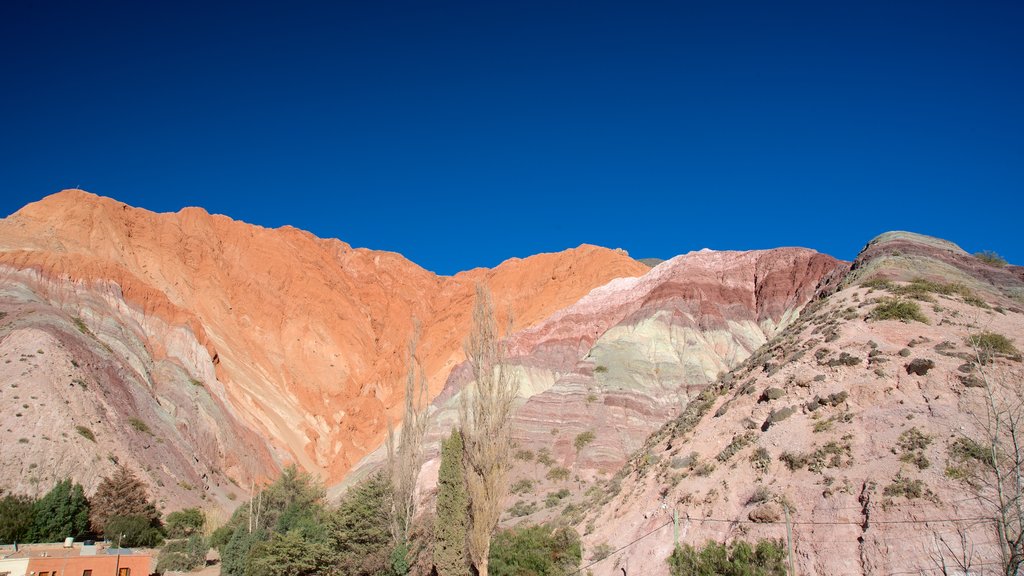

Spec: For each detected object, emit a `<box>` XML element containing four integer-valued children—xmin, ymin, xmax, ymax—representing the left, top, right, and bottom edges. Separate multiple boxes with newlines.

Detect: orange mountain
<box><xmin>0</xmin><ymin>189</ymin><xmax>649</xmax><ymax>484</ymax></box>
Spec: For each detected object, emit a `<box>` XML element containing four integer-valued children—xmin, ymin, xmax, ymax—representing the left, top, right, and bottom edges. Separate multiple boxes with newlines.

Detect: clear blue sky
<box><xmin>1</xmin><ymin>1</ymin><xmax>1021</xmax><ymax>274</ymax></box>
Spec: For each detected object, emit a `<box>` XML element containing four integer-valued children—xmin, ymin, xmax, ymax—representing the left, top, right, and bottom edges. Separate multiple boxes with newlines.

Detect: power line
<box><xmin>569</xmin><ymin>518</ymin><xmax>673</xmax><ymax>575</ymax></box>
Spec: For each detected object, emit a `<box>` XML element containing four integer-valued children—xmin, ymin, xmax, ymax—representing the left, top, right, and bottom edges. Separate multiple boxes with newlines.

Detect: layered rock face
<box><xmin>353</xmin><ymin>247</ymin><xmax>846</xmax><ymax>511</ymax></box>
<box><xmin>578</xmin><ymin>233</ymin><xmax>1024</xmax><ymax>575</ymax></box>
<box><xmin>0</xmin><ymin>190</ymin><xmax>649</xmax><ymax>501</ymax></box>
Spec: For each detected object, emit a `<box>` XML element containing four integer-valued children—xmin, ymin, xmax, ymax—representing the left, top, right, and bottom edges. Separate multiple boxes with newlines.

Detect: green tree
<box><xmin>0</xmin><ymin>492</ymin><xmax>35</xmax><ymax>543</ymax></box>
<box><xmin>30</xmin><ymin>479</ymin><xmax>91</xmax><ymax>541</ymax></box>
<box><xmin>434</xmin><ymin>429</ymin><xmax>470</xmax><ymax>576</ymax></box>
<box><xmin>166</xmin><ymin>507</ymin><xmax>205</xmax><ymax>537</ymax></box>
<box><xmin>104</xmin><ymin>515</ymin><xmax>164</xmax><ymax>547</ymax></box>
<box><xmin>330</xmin><ymin>472</ymin><xmax>394</xmax><ymax>576</ymax></box>
<box><xmin>156</xmin><ymin>533</ymin><xmax>208</xmax><ymax>572</ymax></box>
<box><xmin>246</xmin><ymin>530</ymin><xmax>335</xmax><ymax>576</ymax></box>
<box><xmin>489</xmin><ymin>524</ymin><xmax>581</xmax><ymax>576</ymax></box>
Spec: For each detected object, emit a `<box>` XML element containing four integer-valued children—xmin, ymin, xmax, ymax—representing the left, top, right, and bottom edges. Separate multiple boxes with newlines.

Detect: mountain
<box><xmin>0</xmin><ymin>189</ymin><xmax>648</xmax><ymax>509</ymax></box>
<box><xmin>571</xmin><ymin>231</ymin><xmax>1024</xmax><ymax>575</ymax></box>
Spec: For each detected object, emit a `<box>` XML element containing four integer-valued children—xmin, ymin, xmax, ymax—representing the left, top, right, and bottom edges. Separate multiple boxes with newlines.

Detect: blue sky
<box><xmin>1</xmin><ymin>1</ymin><xmax>1020</xmax><ymax>274</ymax></box>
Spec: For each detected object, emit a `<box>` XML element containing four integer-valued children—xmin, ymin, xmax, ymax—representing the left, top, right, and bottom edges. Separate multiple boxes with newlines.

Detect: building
<box><xmin>0</xmin><ymin>543</ymin><xmax>152</xmax><ymax>576</ymax></box>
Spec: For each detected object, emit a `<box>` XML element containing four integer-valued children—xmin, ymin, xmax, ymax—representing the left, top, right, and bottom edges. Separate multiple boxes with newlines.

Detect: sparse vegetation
<box><xmin>75</xmin><ymin>425</ymin><xmax>96</xmax><ymax>442</ymax></box>
<box><xmin>717</xmin><ymin>432</ymin><xmax>755</xmax><ymax>463</ymax></box>
<box><xmin>544</xmin><ymin>489</ymin><xmax>570</xmax><ymax>508</ymax></box>
<box><xmin>546</xmin><ymin>466</ymin><xmax>570</xmax><ymax>481</ymax></box>
<box><xmin>511</xmin><ymin>479</ymin><xmax>535</xmax><ymax>495</ymax></box>
<box><xmin>870</xmin><ymin>298</ymin><xmax>929</xmax><ymax>323</ymax></box>
<box><xmin>489</xmin><ymin>524</ymin><xmax>581</xmax><ymax>576</ymax></box>
<box><xmin>883</xmin><ymin>472</ymin><xmax>936</xmax><ymax>507</ymax></box>
<box><xmin>507</xmin><ymin>500</ymin><xmax>538</xmax><ymax>518</ymax></box>
<box><xmin>967</xmin><ymin>332</ymin><xmax>1019</xmax><ymax>356</ymax></box>
<box><xmin>975</xmin><ymin>250</ymin><xmax>1008</xmax><ymax>267</ymax></box>
<box><xmin>514</xmin><ymin>449</ymin><xmax>535</xmax><ymax>461</ymax></box>
<box><xmin>574</xmin><ymin>430</ymin><xmax>596</xmax><ymax>451</ymax></box>
<box><xmin>667</xmin><ymin>539</ymin><xmax>787</xmax><ymax>576</ymax></box>
<box><xmin>128</xmin><ymin>417</ymin><xmax>152</xmax><ymax>434</ymax></box>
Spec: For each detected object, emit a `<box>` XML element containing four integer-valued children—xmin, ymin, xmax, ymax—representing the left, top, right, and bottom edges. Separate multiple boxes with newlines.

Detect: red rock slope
<box><xmin>0</xmin><ymin>189</ymin><xmax>649</xmax><ymax>490</ymax></box>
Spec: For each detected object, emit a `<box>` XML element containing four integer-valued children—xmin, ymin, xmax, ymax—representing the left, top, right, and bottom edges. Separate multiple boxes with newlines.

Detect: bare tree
<box><xmin>460</xmin><ymin>285</ymin><xmax>519</xmax><ymax>576</ymax></box>
<box><xmin>944</xmin><ymin>333</ymin><xmax>1024</xmax><ymax>576</ymax></box>
<box><xmin>387</xmin><ymin>320</ymin><xmax>431</xmax><ymax>568</ymax></box>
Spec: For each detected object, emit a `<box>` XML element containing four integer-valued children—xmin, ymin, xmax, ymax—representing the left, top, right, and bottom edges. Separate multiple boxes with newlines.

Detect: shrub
<box><xmin>861</xmin><ymin>278</ymin><xmax>894</xmax><ymax>291</ymax></box>
<box><xmin>589</xmin><ymin>542</ymin><xmax>615</xmax><ymax>562</ymax></box>
<box><xmin>574</xmin><ymin>431</ymin><xmax>596</xmax><ymax>451</ymax></box>
<box><xmin>967</xmin><ymin>332</ymin><xmax>1019</xmax><ymax>356</ymax></box>
<box><xmin>750</xmin><ymin>447</ymin><xmax>771</xmax><ymax>472</ymax></box>
<box><xmin>870</xmin><ymin>298</ymin><xmax>928</xmax><ymax>323</ymax></box>
<box><xmin>490</xmin><ymin>524</ymin><xmax>581</xmax><ymax>576</ymax></box>
<box><xmin>883</xmin><ymin>473</ymin><xmax>933</xmax><ymax>504</ymax></box>
<box><xmin>667</xmin><ymin>539</ymin><xmax>787</xmax><ymax>576</ymax></box>
<box><xmin>546</xmin><ymin>467</ymin><xmax>570</xmax><ymax>482</ymax></box>
<box><xmin>166</xmin><ymin>507</ymin><xmax>205</xmax><ymax>538</ymax></box>
<box><xmin>510</xmin><ymin>479</ymin><xmax>535</xmax><ymax>495</ymax></box>
<box><xmin>514</xmin><ymin>449</ymin><xmax>535</xmax><ymax>462</ymax></box>
<box><xmin>746</xmin><ymin>486</ymin><xmax>773</xmax><ymax>505</ymax></box>
<box><xmin>536</xmin><ymin>448</ymin><xmax>556</xmax><ymax>467</ymax></box>
<box><xmin>975</xmin><ymin>251</ymin><xmax>1008</xmax><ymax>266</ymax></box>
<box><xmin>156</xmin><ymin>533</ymin><xmax>207</xmax><ymax>572</ymax></box>
<box><xmin>507</xmin><ymin>500</ymin><xmax>538</xmax><ymax>518</ymax></box>
<box><xmin>128</xmin><ymin>417</ymin><xmax>151</xmax><ymax>435</ymax></box>
<box><xmin>897</xmin><ymin>427</ymin><xmax>932</xmax><ymax>452</ymax></box>
<box><xmin>717</xmin><ymin>433</ymin><xmax>755</xmax><ymax>463</ymax></box>
<box><xmin>75</xmin><ymin>425</ymin><xmax>96</xmax><ymax>442</ymax></box>
<box><xmin>544</xmin><ymin>489</ymin><xmax>570</xmax><ymax>508</ymax></box>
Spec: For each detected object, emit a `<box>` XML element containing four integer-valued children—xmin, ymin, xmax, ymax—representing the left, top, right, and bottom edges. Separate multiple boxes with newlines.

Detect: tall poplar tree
<box><xmin>434</xmin><ymin>429</ymin><xmax>469</xmax><ymax>575</ymax></box>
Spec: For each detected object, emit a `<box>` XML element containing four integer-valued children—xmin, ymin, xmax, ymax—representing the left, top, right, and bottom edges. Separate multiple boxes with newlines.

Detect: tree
<box><xmin>434</xmin><ymin>429</ymin><xmax>470</xmax><ymax>576</ymax></box>
<box><xmin>246</xmin><ymin>530</ymin><xmax>335</xmax><ymax>576</ymax></box>
<box><xmin>0</xmin><ymin>492</ymin><xmax>36</xmax><ymax>543</ymax></box>
<box><xmin>166</xmin><ymin>507</ymin><xmax>205</xmax><ymax>538</ymax></box>
<box><xmin>104</xmin><ymin>515</ymin><xmax>163</xmax><ymax>547</ymax></box>
<box><xmin>489</xmin><ymin>524</ymin><xmax>581</xmax><ymax>576</ymax></box>
<box><xmin>330</xmin><ymin>472</ymin><xmax>394</xmax><ymax>576</ymax></box>
<box><xmin>460</xmin><ymin>285</ymin><xmax>519</xmax><ymax>576</ymax></box>
<box><xmin>89</xmin><ymin>465</ymin><xmax>160</xmax><ymax>535</ymax></box>
<box><xmin>387</xmin><ymin>321</ymin><xmax>431</xmax><ymax>573</ymax></box>
<box><xmin>30</xmin><ymin>479</ymin><xmax>91</xmax><ymax>542</ymax></box>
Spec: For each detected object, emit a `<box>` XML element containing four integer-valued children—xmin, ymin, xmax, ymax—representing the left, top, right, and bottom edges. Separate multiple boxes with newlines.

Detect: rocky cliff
<box><xmin>0</xmin><ymin>189</ymin><xmax>648</xmax><ymax>508</ymax></box>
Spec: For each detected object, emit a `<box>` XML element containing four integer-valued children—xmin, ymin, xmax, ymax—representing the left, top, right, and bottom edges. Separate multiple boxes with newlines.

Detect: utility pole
<box><xmin>784</xmin><ymin>506</ymin><xmax>796</xmax><ymax>576</ymax></box>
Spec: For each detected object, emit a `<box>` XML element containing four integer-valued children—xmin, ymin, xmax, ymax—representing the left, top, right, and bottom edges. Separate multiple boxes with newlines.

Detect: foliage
<box><xmin>460</xmin><ymin>285</ymin><xmax>519</xmax><ymax>576</ymax></box>
<box><xmin>0</xmin><ymin>492</ymin><xmax>36</xmax><ymax>543</ymax></box>
<box><xmin>435</xmin><ymin>429</ymin><xmax>470</xmax><ymax>576</ymax></box>
<box><xmin>975</xmin><ymin>250</ymin><xmax>1008</xmax><ymax>266</ymax></box>
<box><xmin>104</xmin><ymin>515</ymin><xmax>164</xmax><ymax>547</ymax></box>
<box><xmin>667</xmin><ymin>539</ymin><xmax>787</xmax><ymax>576</ymax></box>
<box><xmin>89</xmin><ymin>466</ymin><xmax>161</xmax><ymax>535</ymax></box>
<box><xmin>75</xmin><ymin>425</ymin><xmax>96</xmax><ymax>442</ymax></box>
<box><xmin>330</xmin><ymin>472</ymin><xmax>394</xmax><ymax>576</ymax></box>
<box><xmin>30</xmin><ymin>479</ymin><xmax>91</xmax><ymax>541</ymax></box>
<box><xmin>510</xmin><ymin>479</ymin><xmax>535</xmax><ymax>495</ymax></box>
<box><xmin>967</xmin><ymin>332</ymin><xmax>1019</xmax><ymax>356</ymax></box>
<box><xmin>489</xmin><ymin>524</ymin><xmax>582</xmax><ymax>576</ymax></box>
<box><xmin>574</xmin><ymin>431</ymin><xmax>596</xmax><ymax>451</ymax></box>
<box><xmin>870</xmin><ymin>298</ymin><xmax>928</xmax><ymax>323</ymax></box>
<box><xmin>246</xmin><ymin>529</ymin><xmax>335</xmax><ymax>576</ymax></box>
<box><xmin>166</xmin><ymin>507</ymin><xmax>205</xmax><ymax>538</ymax></box>
<box><xmin>156</xmin><ymin>533</ymin><xmax>208</xmax><ymax>572</ymax></box>
<box><xmin>128</xmin><ymin>417</ymin><xmax>151</xmax><ymax>434</ymax></box>
<box><xmin>546</xmin><ymin>467</ymin><xmax>570</xmax><ymax>481</ymax></box>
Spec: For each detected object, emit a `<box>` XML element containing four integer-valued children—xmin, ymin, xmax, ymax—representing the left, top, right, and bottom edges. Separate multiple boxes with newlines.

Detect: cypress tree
<box><xmin>434</xmin><ymin>429</ymin><xmax>469</xmax><ymax>576</ymax></box>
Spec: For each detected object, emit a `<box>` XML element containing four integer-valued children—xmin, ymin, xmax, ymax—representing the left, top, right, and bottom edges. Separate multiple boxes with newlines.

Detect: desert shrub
<box><xmin>861</xmin><ymin>278</ymin><xmax>894</xmax><ymax>291</ymax></box>
<box><xmin>156</xmin><ymin>533</ymin><xmax>207</xmax><ymax>572</ymax></box>
<box><xmin>668</xmin><ymin>539</ymin><xmax>787</xmax><ymax>576</ymax></box>
<box><xmin>546</xmin><ymin>467</ymin><xmax>570</xmax><ymax>481</ymax></box>
<box><xmin>128</xmin><ymin>417</ymin><xmax>151</xmax><ymax>434</ymax></box>
<box><xmin>537</xmin><ymin>448</ymin><xmax>556</xmax><ymax>467</ymax></box>
<box><xmin>507</xmin><ymin>500</ymin><xmax>538</xmax><ymax>518</ymax></box>
<box><xmin>750</xmin><ymin>447</ymin><xmax>771</xmax><ymax>472</ymax></box>
<box><xmin>511</xmin><ymin>479</ymin><xmax>535</xmax><ymax>495</ymax></box>
<box><xmin>544</xmin><ymin>489</ymin><xmax>570</xmax><ymax>508</ymax></box>
<box><xmin>593</xmin><ymin>365</ymin><xmax>608</xmax><ymax>373</ymax></box>
<box><xmin>883</xmin><ymin>473</ymin><xmax>935</xmax><ymax>506</ymax></box>
<box><xmin>870</xmin><ymin>298</ymin><xmax>928</xmax><ymax>323</ymax></box>
<box><xmin>574</xmin><ymin>431</ymin><xmax>596</xmax><ymax>451</ymax></box>
<box><xmin>898</xmin><ymin>427</ymin><xmax>932</xmax><ymax>452</ymax></box>
<box><xmin>967</xmin><ymin>332</ymin><xmax>1019</xmax><ymax>356</ymax></box>
<box><xmin>75</xmin><ymin>425</ymin><xmax>96</xmax><ymax>442</ymax></box>
<box><xmin>490</xmin><ymin>524</ymin><xmax>581</xmax><ymax>576</ymax></box>
<box><xmin>975</xmin><ymin>251</ymin><xmax>1008</xmax><ymax>266</ymax></box>
<box><xmin>717</xmin><ymin>433</ymin><xmax>754</xmax><ymax>463</ymax></box>
<box><xmin>514</xmin><ymin>449</ymin><xmax>535</xmax><ymax>461</ymax></box>
<box><xmin>780</xmin><ymin>451</ymin><xmax>809</xmax><ymax>471</ymax></box>
<box><xmin>166</xmin><ymin>507</ymin><xmax>205</xmax><ymax>537</ymax></box>
<box><xmin>589</xmin><ymin>542</ymin><xmax>615</xmax><ymax>562</ymax></box>
<box><xmin>950</xmin><ymin>437</ymin><xmax>990</xmax><ymax>465</ymax></box>
<box><xmin>746</xmin><ymin>486</ymin><xmax>773</xmax><ymax>505</ymax></box>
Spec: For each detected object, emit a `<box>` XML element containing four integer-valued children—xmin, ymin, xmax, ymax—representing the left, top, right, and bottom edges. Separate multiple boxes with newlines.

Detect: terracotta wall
<box><xmin>25</xmin><ymin>554</ymin><xmax>151</xmax><ymax>576</ymax></box>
